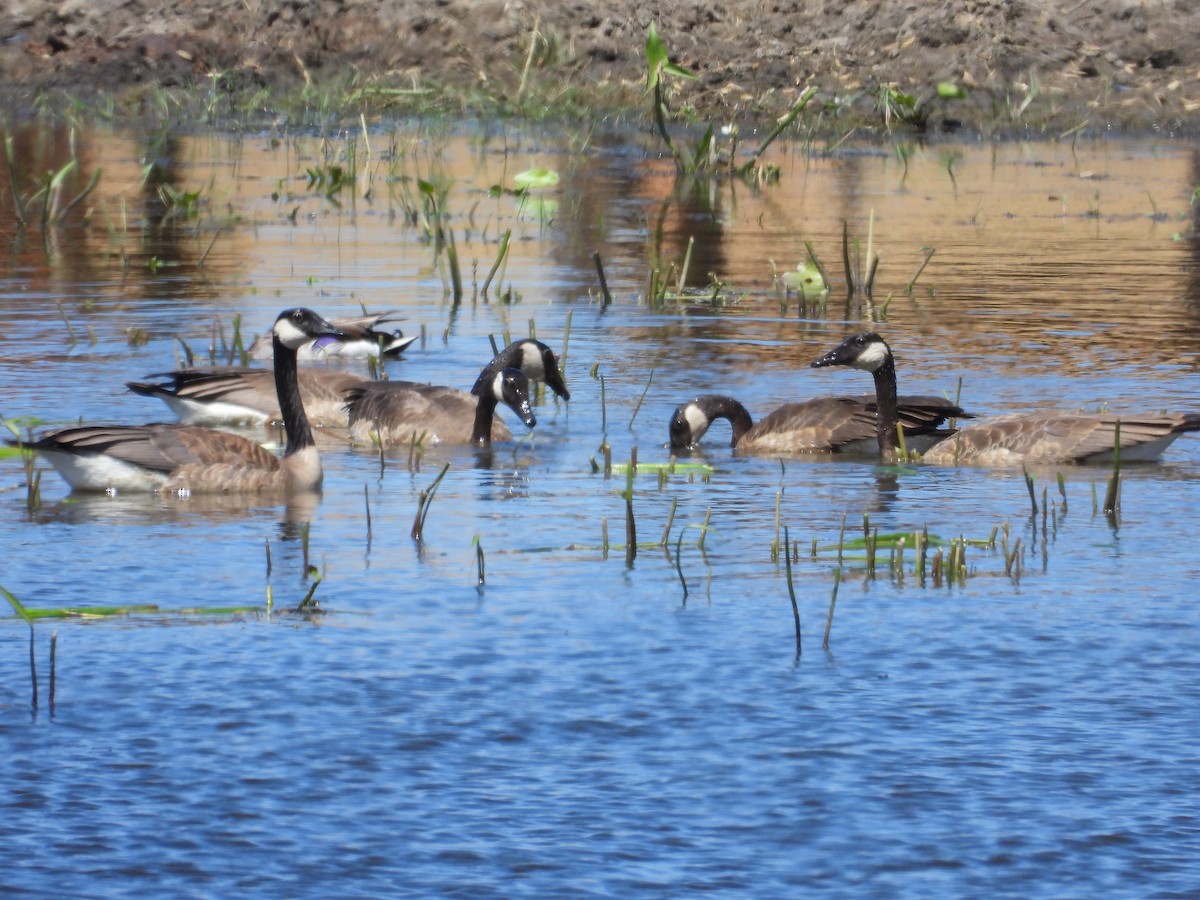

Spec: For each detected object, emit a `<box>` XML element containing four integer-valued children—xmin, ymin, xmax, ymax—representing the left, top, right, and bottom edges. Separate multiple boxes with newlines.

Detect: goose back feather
<box><xmin>346</xmin><ymin>367</ymin><xmax>535</xmax><ymax>446</ymax></box>
<box><xmin>811</xmin><ymin>332</ymin><xmax>1200</xmax><ymax>466</ymax></box>
<box><xmin>129</xmin><ymin>367</ymin><xmax>367</xmax><ymax>427</ymax></box>
<box><xmin>25</xmin><ymin>308</ymin><xmax>344</xmax><ymax>493</ymax></box>
<box><xmin>670</xmin><ymin>393</ymin><xmax>970</xmax><ymax>454</ymax></box>
<box><xmin>345</xmin><ymin>339</ymin><xmax>566</xmax><ymax>447</ymax></box>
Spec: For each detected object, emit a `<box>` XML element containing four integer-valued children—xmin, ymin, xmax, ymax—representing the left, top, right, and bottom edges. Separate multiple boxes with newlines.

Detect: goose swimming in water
<box><xmin>345</xmin><ymin>367</ymin><xmax>536</xmax><ymax>447</ymax></box>
<box><xmin>343</xmin><ymin>339</ymin><xmax>570</xmax><ymax>447</ymax></box>
<box><xmin>811</xmin><ymin>332</ymin><xmax>1200</xmax><ymax>466</ymax></box>
<box><xmin>128</xmin><ymin>366</ymin><xmax>367</xmax><ymax>428</ymax></box>
<box><xmin>19</xmin><ymin>308</ymin><xmax>346</xmax><ymax>494</ymax></box>
<box><xmin>129</xmin><ymin>337</ymin><xmax>569</xmax><ymax>431</ymax></box>
<box><xmin>248</xmin><ymin>310</ymin><xmax>416</xmax><ymax>360</ymax></box>
<box><xmin>669</xmin><ymin>393</ymin><xmax>970</xmax><ymax>455</ymax></box>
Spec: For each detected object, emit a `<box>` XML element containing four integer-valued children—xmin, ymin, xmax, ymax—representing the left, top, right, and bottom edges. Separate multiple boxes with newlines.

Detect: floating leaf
<box><xmin>937</xmin><ymin>82</ymin><xmax>966</xmax><ymax>100</ymax></box>
<box><xmin>513</xmin><ymin>167</ymin><xmax>559</xmax><ymax>189</ymax></box>
<box><xmin>781</xmin><ymin>260</ymin><xmax>828</xmax><ymax>294</ymax></box>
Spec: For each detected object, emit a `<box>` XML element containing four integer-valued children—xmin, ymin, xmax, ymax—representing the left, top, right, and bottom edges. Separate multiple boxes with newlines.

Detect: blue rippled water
<box><xmin>2</xmin><ymin>127</ymin><xmax>1199</xmax><ymax>896</ymax></box>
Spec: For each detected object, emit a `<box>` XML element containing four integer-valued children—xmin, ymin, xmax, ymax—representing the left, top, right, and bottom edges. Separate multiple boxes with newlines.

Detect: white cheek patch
<box><xmin>519</xmin><ymin>343</ymin><xmax>545</xmax><ymax>379</ymax></box>
<box><xmin>491</xmin><ymin>370</ymin><xmax>507</xmax><ymax>399</ymax></box>
<box><xmin>683</xmin><ymin>404</ymin><xmax>710</xmax><ymax>440</ymax></box>
<box><xmin>856</xmin><ymin>341</ymin><xmax>890</xmax><ymax>371</ymax></box>
<box><xmin>273</xmin><ymin>317</ymin><xmax>310</xmax><ymax>348</ymax></box>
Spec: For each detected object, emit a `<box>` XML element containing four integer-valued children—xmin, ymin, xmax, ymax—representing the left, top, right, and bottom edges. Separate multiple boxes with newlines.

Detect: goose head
<box><xmin>810</xmin><ymin>332</ymin><xmax>893</xmax><ymax>373</ymax></box>
<box><xmin>272</xmin><ymin>307</ymin><xmax>347</xmax><ymax>350</ymax></box>
<box><xmin>484</xmin><ymin>367</ymin><xmax>537</xmax><ymax>430</ymax></box>
<box><xmin>669</xmin><ymin>400</ymin><xmax>713</xmax><ymax>450</ymax></box>
<box><xmin>472</xmin><ymin>339</ymin><xmax>570</xmax><ymax>402</ymax></box>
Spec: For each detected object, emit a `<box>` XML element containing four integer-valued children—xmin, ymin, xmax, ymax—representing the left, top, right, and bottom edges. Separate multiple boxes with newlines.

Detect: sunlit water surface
<box><xmin>2</xmin><ymin>125</ymin><xmax>1200</xmax><ymax>896</ymax></box>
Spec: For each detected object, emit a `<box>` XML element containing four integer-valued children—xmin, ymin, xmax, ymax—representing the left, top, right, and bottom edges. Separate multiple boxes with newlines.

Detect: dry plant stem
<box><xmin>411</xmin><ymin>463</ymin><xmax>451</xmax><ymax>542</ymax></box>
<box><xmin>593</xmin><ymin>251</ymin><xmax>613</xmax><ymax>306</ymax></box>
<box><xmin>740</xmin><ymin>86</ymin><xmax>817</xmax><ymax>171</ymax></box>
<box><xmin>628</xmin><ymin>368</ymin><xmax>655</xmax><ymax>430</ymax></box>
<box><xmin>677</xmin><ymin>236</ymin><xmax>694</xmax><ymax>291</ymax></box>
<box><xmin>49</xmin><ymin>630</ymin><xmax>57</xmax><ymax>716</ymax></box>
<box><xmin>624</xmin><ymin>452</ymin><xmax>637</xmax><ymax>566</ymax></box>
<box><xmin>446</xmin><ymin>227</ymin><xmax>463</xmax><ymax>304</ymax></box>
<box><xmin>804</xmin><ymin>240</ymin><xmax>831</xmax><ymax>288</ymax></box>
<box><xmin>906</xmin><ymin>247</ymin><xmax>935</xmax><ymax>293</ymax></box>
<box><xmin>1023</xmin><ymin>467</ymin><xmax>1038</xmax><ymax>517</ymax></box>
<box><xmin>1103</xmin><ymin>422</ymin><xmax>1122</xmax><ymax>514</ymax></box>
<box><xmin>481</xmin><ymin>229</ymin><xmax>511</xmax><ymax>299</ymax></box>
<box><xmin>841</xmin><ymin>220</ymin><xmax>855</xmax><ymax>297</ymax></box>
<box><xmin>55</xmin><ymin>167</ymin><xmax>101</xmax><ymax>223</ymax></box>
<box><xmin>5</xmin><ymin>136</ymin><xmax>28</xmax><ymax>227</ymax></box>
<box><xmin>560</xmin><ymin>308</ymin><xmax>573</xmax><ymax>374</ymax></box>
<box><xmin>661</xmin><ymin>496</ymin><xmax>678</xmax><ymax>546</ymax></box>
<box><xmin>516</xmin><ymin>16</ymin><xmax>541</xmax><ymax>102</ymax></box>
<box><xmin>863</xmin><ymin>254</ymin><xmax>880</xmax><ymax>296</ymax></box>
<box><xmin>29</xmin><ymin>630</ymin><xmax>37</xmax><ymax>711</ymax></box>
<box><xmin>822</xmin><ymin>569</ymin><xmax>840</xmax><ymax>651</ymax></box>
<box><xmin>784</xmin><ymin>526</ymin><xmax>801</xmax><ymax>656</ymax></box>
<box><xmin>675</xmin><ymin>526</ymin><xmax>688</xmax><ymax>599</ymax></box>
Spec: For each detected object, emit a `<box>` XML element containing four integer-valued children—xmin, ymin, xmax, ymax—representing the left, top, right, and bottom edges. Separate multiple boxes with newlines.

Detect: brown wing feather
<box><xmin>345</xmin><ymin>383</ymin><xmax>511</xmax><ymax>445</ymax></box>
<box><xmin>33</xmin><ymin>424</ymin><xmax>278</xmax><ymax>473</ymax></box>
<box><xmin>925</xmin><ymin>411</ymin><xmax>1200</xmax><ymax>465</ymax></box>
<box><xmin>739</xmin><ymin>395</ymin><xmax>968</xmax><ymax>453</ymax></box>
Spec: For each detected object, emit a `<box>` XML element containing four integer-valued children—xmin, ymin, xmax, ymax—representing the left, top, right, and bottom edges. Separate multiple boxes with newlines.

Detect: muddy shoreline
<box><xmin>2</xmin><ymin>1</ymin><xmax>1199</xmax><ymax>135</ymax></box>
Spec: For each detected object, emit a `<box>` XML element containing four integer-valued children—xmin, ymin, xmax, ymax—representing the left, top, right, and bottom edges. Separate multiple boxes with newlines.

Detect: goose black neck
<box><xmin>274</xmin><ymin>334</ymin><xmax>314</xmax><ymax>456</ymax></box>
<box><xmin>872</xmin><ymin>356</ymin><xmax>899</xmax><ymax>459</ymax></box>
<box><xmin>701</xmin><ymin>396</ymin><xmax>755</xmax><ymax>447</ymax></box>
<box><xmin>471</xmin><ymin>392</ymin><xmax>498</xmax><ymax>445</ymax></box>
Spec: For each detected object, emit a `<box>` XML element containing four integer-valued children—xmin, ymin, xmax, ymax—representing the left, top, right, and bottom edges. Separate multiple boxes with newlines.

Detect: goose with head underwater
<box><xmin>810</xmin><ymin>331</ymin><xmax>1200</xmax><ymax>466</ymax></box>
<box><xmin>343</xmin><ymin>339</ymin><xmax>570</xmax><ymax>447</ymax></box>
<box><xmin>19</xmin><ymin>308</ymin><xmax>347</xmax><ymax>494</ymax></box>
<box><xmin>669</xmin><ymin>391</ymin><xmax>971</xmax><ymax>455</ymax></box>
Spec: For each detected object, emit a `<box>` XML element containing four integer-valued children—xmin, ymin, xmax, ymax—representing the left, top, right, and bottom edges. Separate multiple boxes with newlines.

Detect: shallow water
<box><xmin>2</xmin><ymin>124</ymin><xmax>1200</xmax><ymax>896</ymax></box>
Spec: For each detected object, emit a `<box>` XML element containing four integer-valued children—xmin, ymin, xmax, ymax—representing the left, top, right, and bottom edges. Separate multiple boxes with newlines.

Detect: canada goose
<box><xmin>345</xmin><ymin>366</ymin><xmax>536</xmax><ymax>446</ymax></box>
<box><xmin>669</xmin><ymin>393</ymin><xmax>970</xmax><ymax>455</ymax></box>
<box><xmin>343</xmin><ymin>338</ymin><xmax>570</xmax><ymax>446</ymax></box>
<box><xmin>128</xmin><ymin>367</ymin><xmax>368</xmax><ymax>427</ymax></box>
<box><xmin>20</xmin><ymin>308</ymin><xmax>346</xmax><ymax>493</ymax></box>
<box><xmin>248</xmin><ymin>311</ymin><xmax>417</xmax><ymax>360</ymax></box>
<box><xmin>129</xmin><ymin>338</ymin><xmax>569</xmax><ymax>429</ymax></box>
<box><xmin>811</xmin><ymin>332</ymin><xmax>1200</xmax><ymax>465</ymax></box>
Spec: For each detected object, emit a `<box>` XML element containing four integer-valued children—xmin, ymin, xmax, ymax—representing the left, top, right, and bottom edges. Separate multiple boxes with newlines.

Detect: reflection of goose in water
<box><xmin>344</xmin><ymin>339</ymin><xmax>570</xmax><ymax>447</ymax></box>
<box><xmin>811</xmin><ymin>332</ymin><xmax>1200</xmax><ymax>465</ymax></box>
<box><xmin>20</xmin><ymin>308</ymin><xmax>345</xmax><ymax>494</ymax></box>
<box><xmin>669</xmin><ymin>393</ymin><xmax>970</xmax><ymax>455</ymax></box>
<box><xmin>249</xmin><ymin>311</ymin><xmax>416</xmax><ymax>360</ymax></box>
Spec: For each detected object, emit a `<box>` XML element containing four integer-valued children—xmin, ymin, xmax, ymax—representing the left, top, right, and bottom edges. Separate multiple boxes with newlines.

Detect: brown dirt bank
<box><xmin>2</xmin><ymin>1</ymin><xmax>1199</xmax><ymax>135</ymax></box>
